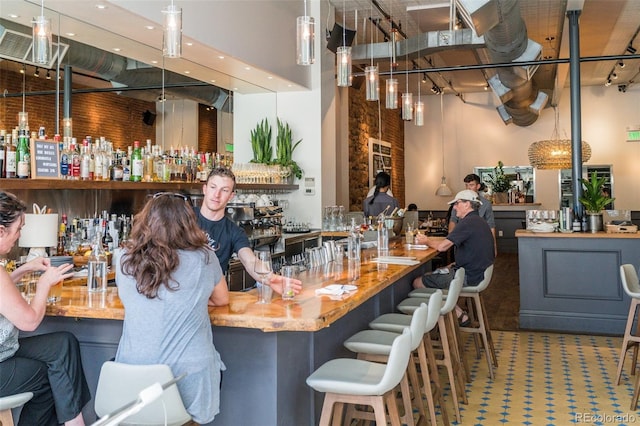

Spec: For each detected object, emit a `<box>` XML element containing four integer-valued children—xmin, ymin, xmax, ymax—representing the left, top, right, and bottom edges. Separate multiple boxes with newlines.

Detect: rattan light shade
<box><xmin>528</xmin><ymin>138</ymin><xmax>592</xmax><ymax>169</ymax></box>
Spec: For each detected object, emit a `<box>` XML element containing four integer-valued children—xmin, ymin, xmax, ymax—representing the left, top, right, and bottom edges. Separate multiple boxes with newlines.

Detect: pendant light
<box><xmin>435</xmin><ymin>92</ymin><xmax>453</xmax><ymax>196</ymax></box>
<box><xmin>32</xmin><ymin>0</ymin><xmax>52</xmax><ymax>64</ymax></box>
<box><xmin>162</xmin><ymin>0</ymin><xmax>182</xmax><ymax>58</ymax></box>
<box><xmin>414</xmin><ymin>76</ymin><xmax>424</xmax><ymax>126</ymax></box>
<box><xmin>297</xmin><ymin>0</ymin><xmax>315</xmax><ymax>66</ymax></box>
<box><xmin>336</xmin><ymin>0</ymin><xmax>352</xmax><ymax>87</ymax></box>
<box><xmin>365</xmin><ymin>1</ymin><xmax>379</xmax><ymax>101</ymax></box>
<box><xmin>385</xmin><ymin>28</ymin><xmax>398</xmax><ymax>109</ymax></box>
<box><xmin>401</xmin><ymin>27</ymin><xmax>412</xmax><ymax>120</ymax></box>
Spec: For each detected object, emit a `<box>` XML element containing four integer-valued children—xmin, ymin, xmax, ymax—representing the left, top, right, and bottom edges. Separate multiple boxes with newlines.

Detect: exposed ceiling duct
<box><xmin>0</xmin><ymin>19</ymin><xmax>230</xmax><ymax>111</ymax></box>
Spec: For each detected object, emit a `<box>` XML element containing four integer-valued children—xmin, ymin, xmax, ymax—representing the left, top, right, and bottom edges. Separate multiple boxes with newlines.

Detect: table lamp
<box><xmin>19</xmin><ymin>213</ymin><xmax>59</xmax><ymax>261</ymax></box>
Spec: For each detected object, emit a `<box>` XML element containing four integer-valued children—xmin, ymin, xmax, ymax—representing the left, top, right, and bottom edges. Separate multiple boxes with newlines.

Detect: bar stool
<box><xmin>358</xmin><ymin>291</ymin><xmax>449</xmax><ymax>425</ymax></box>
<box><xmin>396</xmin><ymin>268</ymin><xmax>467</xmax><ymax>423</ymax></box>
<box><xmin>0</xmin><ymin>392</ymin><xmax>33</xmax><ymax>426</ymax></box>
<box><xmin>306</xmin><ymin>329</ymin><xmax>412</xmax><ymax>426</ymax></box>
<box><xmin>94</xmin><ymin>361</ymin><xmax>191</xmax><ymax>426</ymax></box>
<box><xmin>616</xmin><ymin>264</ymin><xmax>640</xmax><ymax>392</ymax></box>
<box><xmin>410</xmin><ymin>265</ymin><xmax>497</xmax><ymax>380</ymax></box>
<box><xmin>342</xmin><ymin>302</ymin><xmax>428</xmax><ymax>426</ymax></box>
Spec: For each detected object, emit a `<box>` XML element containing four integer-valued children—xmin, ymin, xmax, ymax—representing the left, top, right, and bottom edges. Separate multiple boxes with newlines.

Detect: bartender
<box><xmin>363</xmin><ymin>171</ymin><xmax>400</xmax><ymax>218</ymax></box>
<box><xmin>197</xmin><ymin>167</ymin><xmax>301</xmax><ymax>295</ymax></box>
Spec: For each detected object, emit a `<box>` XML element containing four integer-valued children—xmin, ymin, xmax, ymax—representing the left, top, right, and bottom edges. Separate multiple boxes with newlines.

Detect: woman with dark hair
<box><xmin>363</xmin><ymin>171</ymin><xmax>400</xmax><ymax>217</ymax></box>
<box><xmin>115</xmin><ymin>192</ymin><xmax>229</xmax><ymax>424</ymax></box>
<box><xmin>0</xmin><ymin>191</ymin><xmax>89</xmax><ymax>426</ymax></box>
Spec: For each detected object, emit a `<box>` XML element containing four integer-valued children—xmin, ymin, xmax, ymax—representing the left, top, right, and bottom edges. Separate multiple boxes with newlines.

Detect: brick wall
<box><xmin>198</xmin><ymin>104</ymin><xmax>218</xmax><ymax>153</ymax></box>
<box><xmin>348</xmin><ymin>83</ymin><xmax>405</xmax><ymax>212</ymax></box>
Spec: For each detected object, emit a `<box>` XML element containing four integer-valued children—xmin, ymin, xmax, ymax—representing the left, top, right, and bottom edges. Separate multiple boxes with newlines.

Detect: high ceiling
<box><xmin>331</xmin><ymin>0</ymin><xmax>640</xmax><ymax>104</ymax></box>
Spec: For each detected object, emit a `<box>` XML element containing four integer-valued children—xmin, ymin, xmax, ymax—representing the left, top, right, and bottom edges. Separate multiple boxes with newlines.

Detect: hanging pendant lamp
<box><xmin>435</xmin><ymin>92</ymin><xmax>453</xmax><ymax>196</ymax></box>
<box><xmin>336</xmin><ymin>0</ymin><xmax>352</xmax><ymax>87</ymax></box>
<box><xmin>162</xmin><ymin>1</ymin><xmax>182</xmax><ymax>58</ymax></box>
<box><xmin>32</xmin><ymin>0</ymin><xmax>52</xmax><ymax>64</ymax></box>
<box><xmin>296</xmin><ymin>0</ymin><xmax>315</xmax><ymax>66</ymax></box>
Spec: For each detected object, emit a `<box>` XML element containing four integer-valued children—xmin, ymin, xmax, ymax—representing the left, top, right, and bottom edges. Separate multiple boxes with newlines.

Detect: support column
<box><xmin>568</xmin><ymin>10</ymin><xmax>583</xmax><ymax>217</ymax></box>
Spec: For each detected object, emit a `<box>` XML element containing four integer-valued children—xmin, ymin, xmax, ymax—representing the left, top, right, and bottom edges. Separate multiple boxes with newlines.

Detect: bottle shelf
<box><xmin>0</xmin><ymin>178</ymin><xmax>298</xmax><ymax>192</ymax></box>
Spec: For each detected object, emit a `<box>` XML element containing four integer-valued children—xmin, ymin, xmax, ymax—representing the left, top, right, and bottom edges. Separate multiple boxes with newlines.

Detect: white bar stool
<box><xmin>0</xmin><ymin>392</ymin><xmax>33</xmax><ymax>426</ymax></box>
<box><xmin>306</xmin><ymin>329</ymin><xmax>412</xmax><ymax>426</ymax></box>
<box><xmin>346</xmin><ymin>290</ymin><xmax>448</xmax><ymax>426</ymax></box>
<box><xmin>616</xmin><ymin>264</ymin><xmax>640</xmax><ymax>410</ymax></box>
<box><xmin>396</xmin><ymin>268</ymin><xmax>467</xmax><ymax>423</ymax></box>
<box><xmin>410</xmin><ymin>265</ymin><xmax>497</xmax><ymax>380</ymax></box>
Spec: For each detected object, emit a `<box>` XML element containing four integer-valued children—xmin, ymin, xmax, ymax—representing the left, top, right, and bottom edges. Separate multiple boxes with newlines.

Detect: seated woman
<box><xmin>363</xmin><ymin>171</ymin><xmax>400</xmax><ymax>218</ymax></box>
<box><xmin>115</xmin><ymin>192</ymin><xmax>230</xmax><ymax>424</ymax></box>
<box><xmin>0</xmin><ymin>191</ymin><xmax>89</xmax><ymax>426</ymax></box>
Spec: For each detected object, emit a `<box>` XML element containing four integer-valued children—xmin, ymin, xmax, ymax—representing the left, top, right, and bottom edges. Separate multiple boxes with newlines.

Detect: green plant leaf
<box><xmin>579</xmin><ymin>172</ymin><xmax>615</xmax><ymax>212</ymax></box>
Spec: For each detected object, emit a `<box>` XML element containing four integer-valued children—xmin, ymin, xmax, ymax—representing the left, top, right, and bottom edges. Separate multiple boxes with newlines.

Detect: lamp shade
<box><xmin>528</xmin><ymin>138</ymin><xmax>592</xmax><ymax>169</ymax></box>
<box><xmin>19</xmin><ymin>213</ymin><xmax>58</xmax><ymax>249</ymax></box>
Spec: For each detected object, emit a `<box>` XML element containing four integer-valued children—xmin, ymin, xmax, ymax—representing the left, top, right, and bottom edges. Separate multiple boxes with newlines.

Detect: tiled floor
<box><xmin>435</xmin><ymin>330</ymin><xmax>639</xmax><ymax>425</ymax></box>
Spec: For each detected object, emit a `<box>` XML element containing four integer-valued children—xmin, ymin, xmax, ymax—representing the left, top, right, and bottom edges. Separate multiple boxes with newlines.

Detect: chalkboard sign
<box><xmin>30</xmin><ymin>139</ymin><xmax>60</xmax><ymax>179</ymax></box>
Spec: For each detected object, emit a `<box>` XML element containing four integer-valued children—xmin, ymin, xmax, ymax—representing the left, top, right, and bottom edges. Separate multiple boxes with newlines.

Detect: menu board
<box><xmin>30</xmin><ymin>139</ymin><xmax>60</xmax><ymax>179</ymax></box>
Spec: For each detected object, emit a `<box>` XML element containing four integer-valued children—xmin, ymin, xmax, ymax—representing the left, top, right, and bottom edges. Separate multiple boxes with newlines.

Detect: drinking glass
<box><xmin>254</xmin><ymin>250</ymin><xmax>273</xmax><ymax>304</ymax></box>
<box><xmin>280</xmin><ymin>265</ymin><xmax>297</xmax><ymax>300</ymax></box>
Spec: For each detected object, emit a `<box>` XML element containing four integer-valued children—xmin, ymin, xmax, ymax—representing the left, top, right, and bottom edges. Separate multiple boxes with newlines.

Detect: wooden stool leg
<box><xmin>616</xmin><ymin>299</ymin><xmax>640</xmax><ymax>385</ymax></box>
<box><xmin>318</xmin><ymin>393</ymin><xmax>338</xmax><ymax>426</ymax></box>
<box><xmin>632</xmin><ymin>373</ymin><xmax>640</xmax><ymax>411</ymax></box>
<box><xmin>435</xmin><ymin>315</ymin><xmax>463</xmax><ymax>423</ymax></box>
<box><xmin>475</xmin><ymin>294</ymin><xmax>495</xmax><ymax>380</ymax></box>
<box><xmin>447</xmin><ymin>311</ymin><xmax>471</xmax><ymax>386</ymax></box>
<box><xmin>419</xmin><ymin>337</ymin><xmax>450</xmax><ymax>426</ymax></box>
<box><xmin>0</xmin><ymin>410</ymin><xmax>15</xmax><ymax>426</ymax></box>
<box><xmin>399</xmin><ymin>372</ymin><xmax>416</xmax><ymax>426</ymax></box>
<box><xmin>384</xmin><ymin>390</ymin><xmax>402</xmax><ymax>426</ymax></box>
<box><xmin>479</xmin><ymin>294</ymin><xmax>498</xmax><ymax>368</ymax></box>
<box><xmin>406</xmin><ymin>352</ymin><xmax>427</xmax><ymax>423</ymax></box>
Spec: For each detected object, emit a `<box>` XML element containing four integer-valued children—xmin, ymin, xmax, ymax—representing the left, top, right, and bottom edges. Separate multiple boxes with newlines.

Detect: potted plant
<box><xmin>250</xmin><ymin>118</ymin><xmax>273</xmax><ymax>164</ymax></box>
<box><xmin>274</xmin><ymin>118</ymin><xmax>303</xmax><ymax>181</ymax></box>
<box><xmin>579</xmin><ymin>172</ymin><xmax>615</xmax><ymax>232</ymax></box>
<box><xmin>486</xmin><ymin>161</ymin><xmax>511</xmax><ymax>204</ymax></box>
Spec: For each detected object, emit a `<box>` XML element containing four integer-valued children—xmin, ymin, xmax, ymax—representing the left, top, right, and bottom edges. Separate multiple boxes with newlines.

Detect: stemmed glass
<box><xmin>254</xmin><ymin>250</ymin><xmax>273</xmax><ymax>304</ymax></box>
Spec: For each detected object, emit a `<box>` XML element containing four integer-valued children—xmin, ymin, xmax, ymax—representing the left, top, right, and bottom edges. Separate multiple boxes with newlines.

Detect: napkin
<box><xmin>372</xmin><ymin>257</ymin><xmax>420</xmax><ymax>266</ymax></box>
<box><xmin>406</xmin><ymin>244</ymin><xmax>429</xmax><ymax>250</ymax></box>
<box><xmin>315</xmin><ymin>284</ymin><xmax>358</xmax><ymax>296</ymax></box>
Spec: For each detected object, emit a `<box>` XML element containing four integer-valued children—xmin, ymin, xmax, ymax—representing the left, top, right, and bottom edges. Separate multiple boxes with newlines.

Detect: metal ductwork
<box><xmin>0</xmin><ymin>19</ymin><xmax>230</xmax><ymax>111</ymax></box>
<box><xmin>466</xmin><ymin>0</ymin><xmax>548</xmax><ymax>126</ymax></box>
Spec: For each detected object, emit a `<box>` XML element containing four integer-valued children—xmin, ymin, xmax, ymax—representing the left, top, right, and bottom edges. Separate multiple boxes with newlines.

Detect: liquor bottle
<box><xmin>56</xmin><ymin>224</ymin><xmax>67</xmax><ymax>256</ymax></box>
<box><xmin>110</xmin><ymin>151</ymin><xmax>123</xmax><ymax>181</ymax></box>
<box><xmin>102</xmin><ymin>219</ymin><xmax>114</xmax><ymax>252</ymax></box>
<box><xmin>59</xmin><ymin>138</ymin><xmax>69</xmax><ymax>179</ymax></box>
<box><xmin>94</xmin><ymin>140</ymin><xmax>103</xmax><ymax>181</ymax></box>
<box><xmin>0</xmin><ymin>130</ymin><xmax>5</xmax><ymax>178</ymax></box>
<box><xmin>5</xmin><ymin>131</ymin><xmax>16</xmax><ymax>178</ymax></box>
<box><xmin>122</xmin><ymin>155</ymin><xmax>131</xmax><ymax>182</ymax></box>
<box><xmin>144</xmin><ymin>140</ymin><xmax>154</xmax><ymax>182</ymax></box>
<box><xmin>131</xmin><ymin>140</ymin><xmax>143</xmax><ymax>182</ymax></box>
<box><xmin>80</xmin><ymin>139</ymin><xmax>91</xmax><ymax>180</ymax></box>
<box><xmin>70</xmin><ymin>139</ymin><xmax>81</xmax><ymax>180</ymax></box>
<box><xmin>16</xmin><ymin>129</ymin><xmax>30</xmax><ymax>179</ymax></box>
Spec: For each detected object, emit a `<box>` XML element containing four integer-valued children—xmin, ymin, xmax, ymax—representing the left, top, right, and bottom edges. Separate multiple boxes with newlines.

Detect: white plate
<box><xmin>530</xmin><ymin>229</ymin><xmax>554</xmax><ymax>234</ymax></box>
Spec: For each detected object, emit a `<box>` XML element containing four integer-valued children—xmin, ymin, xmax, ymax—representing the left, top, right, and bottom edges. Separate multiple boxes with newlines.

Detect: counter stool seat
<box><xmin>616</xmin><ymin>264</ymin><xmax>640</xmax><ymax>410</ymax></box>
<box><xmin>306</xmin><ymin>329</ymin><xmax>412</xmax><ymax>426</ymax></box>
<box><xmin>0</xmin><ymin>392</ymin><xmax>33</xmax><ymax>426</ymax></box>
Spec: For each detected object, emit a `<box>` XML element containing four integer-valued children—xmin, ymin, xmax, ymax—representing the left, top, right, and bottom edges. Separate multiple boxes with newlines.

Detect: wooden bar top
<box><xmin>46</xmin><ymin>243</ymin><xmax>439</xmax><ymax>332</ymax></box>
<box><xmin>516</xmin><ymin>229</ymin><xmax>640</xmax><ymax>239</ymax></box>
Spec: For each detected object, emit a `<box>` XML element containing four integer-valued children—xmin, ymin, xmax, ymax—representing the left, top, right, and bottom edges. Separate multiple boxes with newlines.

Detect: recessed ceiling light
<box><xmin>233</xmin><ymin>87</ymin><xmax>238</xmax><ymax>91</ymax></box>
<box><xmin>287</xmin><ymin>84</ymin><xmax>292</xmax><ymax>87</ymax></box>
<box><xmin>186</xmin><ymin>42</ymin><xmax>193</xmax><ymax>46</ymax></box>
<box><xmin>65</xmin><ymin>32</ymin><xmax>76</xmax><ymax>37</ymax></box>
<box><xmin>113</xmin><ymin>48</ymin><xmax>121</xmax><ymax>52</ymax></box>
<box><xmin>151</xmin><ymin>60</ymin><xmax>158</xmax><ymax>64</ymax></box>
<box><xmin>184</xmin><ymin>71</ymin><xmax>190</xmax><ymax>74</ymax></box>
<box><xmin>96</xmin><ymin>4</ymin><xmax>107</xmax><ymax>10</ymax></box>
<box><xmin>8</xmin><ymin>14</ymin><xmax>19</xmax><ymax>19</ymax></box>
<box><xmin>217</xmin><ymin>55</ymin><xmax>225</xmax><ymax>60</ymax></box>
<box><xmin>267</xmin><ymin>76</ymin><xmax>273</xmax><ymax>80</ymax></box>
<box><xmin>244</xmin><ymin>66</ymin><xmax>251</xmax><ymax>71</ymax></box>
<box><xmin>145</xmin><ymin>25</ymin><xmax>155</xmax><ymax>30</ymax></box>
<box><xmin>210</xmin><ymin>79</ymin><xmax>216</xmax><ymax>83</ymax></box>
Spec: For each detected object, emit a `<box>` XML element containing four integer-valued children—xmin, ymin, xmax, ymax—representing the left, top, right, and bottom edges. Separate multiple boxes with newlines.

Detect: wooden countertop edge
<box><xmin>515</xmin><ymin>229</ymin><xmax>640</xmax><ymax>238</ymax></box>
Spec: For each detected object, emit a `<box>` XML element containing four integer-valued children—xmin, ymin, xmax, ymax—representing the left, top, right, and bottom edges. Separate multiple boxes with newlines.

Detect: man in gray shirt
<box><xmin>448</xmin><ymin>173</ymin><xmax>496</xmax><ymax>256</ymax></box>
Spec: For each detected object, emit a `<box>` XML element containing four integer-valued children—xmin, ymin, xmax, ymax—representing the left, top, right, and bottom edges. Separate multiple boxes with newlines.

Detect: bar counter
<box><xmin>516</xmin><ymin>229</ymin><xmax>640</xmax><ymax>334</ymax></box>
<box><xmin>32</xmin><ymin>242</ymin><xmax>438</xmax><ymax>425</ymax></box>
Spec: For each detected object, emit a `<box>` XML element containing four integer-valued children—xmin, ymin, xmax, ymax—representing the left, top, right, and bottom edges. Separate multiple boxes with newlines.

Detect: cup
<box><xmin>48</xmin><ymin>280</ymin><xmax>63</xmax><ymax>303</ymax></box>
<box><xmin>280</xmin><ymin>265</ymin><xmax>297</xmax><ymax>300</ymax></box>
<box><xmin>348</xmin><ymin>258</ymin><xmax>361</xmax><ymax>282</ymax></box>
<box><xmin>256</xmin><ymin>282</ymin><xmax>273</xmax><ymax>304</ymax></box>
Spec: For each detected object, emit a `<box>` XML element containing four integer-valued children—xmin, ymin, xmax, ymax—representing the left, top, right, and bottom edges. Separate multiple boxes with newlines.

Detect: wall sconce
<box><xmin>32</xmin><ymin>0</ymin><xmax>52</xmax><ymax>65</ymax></box>
<box><xmin>162</xmin><ymin>1</ymin><xmax>182</xmax><ymax>58</ymax></box>
<box><xmin>365</xmin><ymin>65</ymin><xmax>379</xmax><ymax>101</ymax></box>
<box><xmin>296</xmin><ymin>0</ymin><xmax>315</xmax><ymax>66</ymax></box>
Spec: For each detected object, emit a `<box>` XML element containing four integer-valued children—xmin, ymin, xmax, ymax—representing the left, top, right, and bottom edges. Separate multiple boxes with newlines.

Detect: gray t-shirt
<box><xmin>0</xmin><ymin>314</ymin><xmax>19</xmax><ymax>362</ymax></box>
<box><xmin>115</xmin><ymin>249</ymin><xmax>225</xmax><ymax>424</ymax></box>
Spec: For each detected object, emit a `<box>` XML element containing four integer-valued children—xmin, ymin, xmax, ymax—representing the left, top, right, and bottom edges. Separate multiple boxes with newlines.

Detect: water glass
<box><xmin>254</xmin><ymin>250</ymin><xmax>273</xmax><ymax>304</ymax></box>
<box><xmin>280</xmin><ymin>265</ymin><xmax>297</xmax><ymax>300</ymax></box>
<box><xmin>256</xmin><ymin>282</ymin><xmax>273</xmax><ymax>304</ymax></box>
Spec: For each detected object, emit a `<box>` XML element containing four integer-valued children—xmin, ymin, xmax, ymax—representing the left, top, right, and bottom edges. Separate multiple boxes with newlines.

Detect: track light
<box><xmin>618</xmin><ymin>84</ymin><xmax>627</xmax><ymax>93</ymax></box>
<box><xmin>611</xmin><ymin>73</ymin><xmax>618</xmax><ymax>80</ymax></box>
<box><xmin>627</xmin><ymin>45</ymin><xmax>637</xmax><ymax>55</ymax></box>
<box><xmin>34</xmin><ymin>67</ymin><xmax>40</xmax><ymax>77</ymax></box>
<box><xmin>421</xmin><ymin>73</ymin><xmax>427</xmax><ymax>83</ymax></box>
<box><xmin>605</xmin><ymin>79</ymin><xmax>612</xmax><ymax>87</ymax></box>
<box><xmin>618</xmin><ymin>61</ymin><xmax>625</xmax><ymax>69</ymax></box>
<box><xmin>19</xmin><ymin>65</ymin><xmax>25</xmax><ymax>74</ymax></box>
<box><xmin>46</xmin><ymin>70</ymin><xmax>51</xmax><ymax>79</ymax></box>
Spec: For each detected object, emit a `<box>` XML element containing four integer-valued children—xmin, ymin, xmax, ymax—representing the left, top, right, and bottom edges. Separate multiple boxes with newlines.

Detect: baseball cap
<box><xmin>447</xmin><ymin>189</ymin><xmax>480</xmax><ymax>205</ymax></box>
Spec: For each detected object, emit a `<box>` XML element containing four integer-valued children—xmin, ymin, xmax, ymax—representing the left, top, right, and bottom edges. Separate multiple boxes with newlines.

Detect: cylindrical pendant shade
<box><xmin>336</xmin><ymin>46</ymin><xmax>352</xmax><ymax>87</ymax></box>
<box><xmin>402</xmin><ymin>93</ymin><xmax>413</xmax><ymax>120</ymax></box>
<box><xmin>365</xmin><ymin>66</ymin><xmax>379</xmax><ymax>101</ymax></box>
<box><xmin>386</xmin><ymin>79</ymin><xmax>398</xmax><ymax>109</ymax></box>
<box><xmin>19</xmin><ymin>214</ymin><xmax>59</xmax><ymax>248</ymax></box>
<box><xmin>297</xmin><ymin>16</ymin><xmax>315</xmax><ymax>65</ymax></box>
<box><xmin>162</xmin><ymin>4</ymin><xmax>182</xmax><ymax>58</ymax></box>
<box><xmin>32</xmin><ymin>16</ymin><xmax>52</xmax><ymax>64</ymax></box>
<box><xmin>414</xmin><ymin>101</ymin><xmax>424</xmax><ymax>126</ymax></box>
<box><xmin>62</xmin><ymin>117</ymin><xmax>73</xmax><ymax>139</ymax></box>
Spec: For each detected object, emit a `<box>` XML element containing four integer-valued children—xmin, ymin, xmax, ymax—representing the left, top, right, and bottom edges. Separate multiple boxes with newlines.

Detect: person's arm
<box><xmin>237</xmin><ymin>247</ymin><xmax>302</xmax><ymax>295</ymax></box>
<box><xmin>9</xmin><ymin>256</ymin><xmax>50</xmax><ymax>282</ymax></box>
<box><xmin>0</xmin><ymin>263</ymin><xmax>74</xmax><ymax>331</ymax></box>
<box><xmin>208</xmin><ymin>275</ymin><xmax>230</xmax><ymax>307</ymax></box>
<box><xmin>414</xmin><ymin>233</ymin><xmax>454</xmax><ymax>253</ymax></box>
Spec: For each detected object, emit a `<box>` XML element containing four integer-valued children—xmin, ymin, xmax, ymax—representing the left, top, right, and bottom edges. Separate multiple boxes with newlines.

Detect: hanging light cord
<box><xmin>440</xmin><ymin>92</ymin><xmax>445</xmax><ymax>176</ymax></box>
<box><xmin>342</xmin><ymin>0</ymin><xmax>346</xmax><ymax>48</ymax></box>
<box><xmin>22</xmin><ymin>66</ymin><xmax>26</xmax><ymax>112</ymax></box>
<box><xmin>40</xmin><ymin>0</ymin><xmax>44</xmax><ymax>17</ymax></box>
